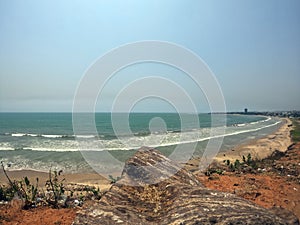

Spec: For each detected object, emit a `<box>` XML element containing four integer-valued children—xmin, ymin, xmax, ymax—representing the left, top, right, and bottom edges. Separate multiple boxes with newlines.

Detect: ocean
<box><xmin>0</xmin><ymin>113</ymin><xmax>281</xmax><ymax>173</ymax></box>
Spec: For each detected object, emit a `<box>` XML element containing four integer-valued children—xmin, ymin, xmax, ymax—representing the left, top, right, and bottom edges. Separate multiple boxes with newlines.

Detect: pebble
<box><xmin>74</xmin><ymin>199</ymin><xmax>80</xmax><ymax>206</ymax></box>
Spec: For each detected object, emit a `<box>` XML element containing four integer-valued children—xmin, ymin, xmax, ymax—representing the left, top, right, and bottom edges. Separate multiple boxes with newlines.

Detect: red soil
<box><xmin>1</xmin><ymin>143</ymin><xmax>299</xmax><ymax>224</ymax></box>
<box><xmin>199</xmin><ymin>142</ymin><xmax>300</xmax><ymax>219</ymax></box>
<box><xmin>0</xmin><ymin>201</ymin><xmax>76</xmax><ymax>225</ymax></box>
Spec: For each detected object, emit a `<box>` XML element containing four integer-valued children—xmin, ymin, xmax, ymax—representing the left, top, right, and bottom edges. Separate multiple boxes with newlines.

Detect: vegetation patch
<box><xmin>291</xmin><ymin>118</ymin><xmax>300</xmax><ymax>143</ymax></box>
<box><xmin>0</xmin><ymin>162</ymin><xmax>103</xmax><ymax>210</ymax></box>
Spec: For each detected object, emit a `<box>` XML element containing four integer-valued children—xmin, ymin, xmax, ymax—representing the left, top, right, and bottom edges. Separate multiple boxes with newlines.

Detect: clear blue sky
<box><xmin>0</xmin><ymin>0</ymin><xmax>299</xmax><ymax>112</ymax></box>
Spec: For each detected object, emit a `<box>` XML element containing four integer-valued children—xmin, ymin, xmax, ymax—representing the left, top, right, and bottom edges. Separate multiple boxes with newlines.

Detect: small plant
<box><xmin>1</xmin><ymin>163</ymin><xmax>103</xmax><ymax>209</ymax></box>
<box><xmin>205</xmin><ymin>168</ymin><xmax>224</xmax><ymax>176</ymax></box>
<box><xmin>108</xmin><ymin>175</ymin><xmax>121</xmax><ymax>184</ymax></box>
<box><xmin>17</xmin><ymin>176</ymin><xmax>39</xmax><ymax>209</ymax></box>
<box><xmin>242</xmin><ymin>155</ymin><xmax>246</xmax><ymax>163</ymax></box>
<box><xmin>225</xmin><ymin>159</ymin><xmax>230</xmax><ymax>166</ymax></box>
<box><xmin>234</xmin><ymin>159</ymin><xmax>241</xmax><ymax>170</ymax></box>
<box><xmin>247</xmin><ymin>153</ymin><xmax>252</xmax><ymax>163</ymax></box>
<box><xmin>1</xmin><ymin>161</ymin><xmax>21</xmax><ymax>197</ymax></box>
<box><xmin>224</xmin><ymin>153</ymin><xmax>257</xmax><ymax>173</ymax></box>
<box><xmin>91</xmin><ymin>187</ymin><xmax>101</xmax><ymax>200</ymax></box>
<box><xmin>245</xmin><ymin>153</ymin><xmax>257</xmax><ymax>169</ymax></box>
<box><xmin>222</xmin><ymin>159</ymin><xmax>241</xmax><ymax>172</ymax></box>
<box><xmin>45</xmin><ymin>169</ymin><xmax>65</xmax><ymax>208</ymax></box>
<box><xmin>0</xmin><ymin>185</ymin><xmax>14</xmax><ymax>201</ymax></box>
<box><xmin>1</xmin><ymin>161</ymin><xmax>39</xmax><ymax>209</ymax></box>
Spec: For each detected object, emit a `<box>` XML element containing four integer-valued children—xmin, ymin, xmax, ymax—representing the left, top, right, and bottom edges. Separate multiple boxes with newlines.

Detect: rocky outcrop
<box><xmin>74</xmin><ymin>147</ymin><xmax>295</xmax><ymax>225</ymax></box>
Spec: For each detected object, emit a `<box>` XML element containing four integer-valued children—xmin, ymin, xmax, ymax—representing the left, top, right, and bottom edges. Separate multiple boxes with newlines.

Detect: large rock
<box><xmin>74</xmin><ymin>147</ymin><xmax>296</xmax><ymax>225</ymax></box>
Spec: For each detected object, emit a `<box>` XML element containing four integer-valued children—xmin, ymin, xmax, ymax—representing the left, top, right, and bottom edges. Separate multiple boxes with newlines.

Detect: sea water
<box><xmin>0</xmin><ymin>113</ymin><xmax>281</xmax><ymax>173</ymax></box>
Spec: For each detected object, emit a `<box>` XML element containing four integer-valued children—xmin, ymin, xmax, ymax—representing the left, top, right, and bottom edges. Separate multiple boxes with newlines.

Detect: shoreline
<box><xmin>185</xmin><ymin>117</ymin><xmax>293</xmax><ymax>172</ymax></box>
<box><xmin>1</xmin><ymin>117</ymin><xmax>292</xmax><ymax>190</ymax></box>
<box><xmin>213</xmin><ymin>117</ymin><xmax>293</xmax><ymax>163</ymax></box>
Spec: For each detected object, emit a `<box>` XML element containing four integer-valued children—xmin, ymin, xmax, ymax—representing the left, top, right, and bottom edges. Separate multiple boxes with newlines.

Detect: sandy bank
<box><xmin>214</xmin><ymin>117</ymin><xmax>293</xmax><ymax>163</ymax></box>
<box><xmin>0</xmin><ymin>169</ymin><xmax>111</xmax><ymax>191</ymax></box>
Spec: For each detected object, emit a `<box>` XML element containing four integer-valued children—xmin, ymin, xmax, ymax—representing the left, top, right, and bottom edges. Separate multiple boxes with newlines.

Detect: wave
<box><xmin>0</xmin><ymin>147</ymin><xmax>15</xmax><ymax>151</ymax></box>
<box><xmin>75</xmin><ymin>135</ymin><xmax>95</xmax><ymax>139</ymax></box>
<box><xmin>249</xmin><ymin>117</ymin><xmax>271</xmax><ymax>125</ymax></box>
<box><xmin>143</xmin><ymin>120</ymin><xmax>281</xmax><ymax>149</ymax></box>
<box><xmin>7</xmin><ymin>133</ymin><xmax>75</xmax><ymax>139</ymax></box>
<box><xmin>11</xmin><ymin>133</ymin><xmax>27</xmax><ymax>137</ymax></box>
<box><xmin>5</xmin><ymin>132</ymin><xmax>152</xmax><ymax>140</ymax></box>
<box><xmin>1</xmin><ymin>116</ymin><xmax>270</xmax><ymax>141</ymax></box>
<box><xmin>0</xmin><ymin>118</ymin><xmax>281</xmax><ymax>152</ymax></box>
<box><xmin>0</xmin><ymin>119</ymin><xmax>282</xmax><ymax>152</ymax></box>
<box><xmin>231</xmin><ymin>116</ymin><xmax>271</xmax><ymax>127</ymax></box>
<box><xmin>67</xmin><ymin>120</ymin><xmax>281</xmax><ymax>151</ymax></box>
<box><xmin>0</xmin><ymin>147</ymin><xmax>79</xmax><ymax>152</ymax></box>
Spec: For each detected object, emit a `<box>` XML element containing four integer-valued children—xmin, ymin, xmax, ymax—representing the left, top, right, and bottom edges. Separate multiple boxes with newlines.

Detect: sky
<box><xmin>0</xmin><ymin>0</ymin><xmax>300</xmax><ymax>112</ymax></box>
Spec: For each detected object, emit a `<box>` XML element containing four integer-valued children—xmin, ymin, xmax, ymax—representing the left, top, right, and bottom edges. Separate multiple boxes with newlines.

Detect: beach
<box><xmin>0</xmin><ymin>117</ymin><xmax>293</xmax><ymax>190</ymax></box>
<box><xmin>0</xmin><ymin>170</ymin><xmax>111</xmax><ymax>192</ymax></box>
<box><xmin>184</xmin><ymin>117</ymin><xmax>292</xmax><ymax>172</ymax></box>
<box><xmin>1</xmin><ymin>116</ymin><xmax>299</xmax><ymax>224</ymax></box>
<box><xmin>214</xmin><ymin>117</ymin><xmax>293</xmax><ymax>163</ymax></box>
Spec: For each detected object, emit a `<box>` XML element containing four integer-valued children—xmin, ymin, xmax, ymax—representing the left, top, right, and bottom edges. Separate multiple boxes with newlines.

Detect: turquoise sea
<box><xmin>0</xmin><ymin>113</ymin><xmax>281</xmax><ymax>173</ymax></box>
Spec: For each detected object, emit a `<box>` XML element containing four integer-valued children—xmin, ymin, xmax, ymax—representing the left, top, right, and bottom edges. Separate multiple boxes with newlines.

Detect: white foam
<box><xmin>9</xmin><ymin>133</ymin><xmax>74</xmax><ymax>138</ymax></box>
<box><xmin>2</xmin><ymin>118</ymin><xmax>281</xmax><ymax>152</ymax></box>
<box><xmin>0</xmin><ymin>147</ymin><xmax>14</xmax><ymax>151</ymax></box>
<box><xmin>75</xmin><ymin>135</ymin><xmax>95</xmax><ymax>139</ymax></box>
<box><xmin>42</xmin><ymin>134</ymin><xmax>63</xmax><ymax>138</ymax></box>
<box><xmin>11</xmin><ymin>133</ymin><xmax>26</xmax><ymax>137</ymax></box>
<box><xmin>76</xmin><ymin>120</ymin><xmax>282</xmax><ymax>151</ymax></box>
<box><xmin>29</xmin><ymin>147</ymin><xmax>79</xmax><ymax>152</ymax></box>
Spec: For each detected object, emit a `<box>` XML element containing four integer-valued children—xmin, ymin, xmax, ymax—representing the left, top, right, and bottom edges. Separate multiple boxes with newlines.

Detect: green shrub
<box><xmin>223</xmin><ymin>153</ymin><xmax>257</xmax><ymax>172</ymax></box>
<box><xmin>45</xmin><ymin>169</ymin><xmax>65</xmax><ymax>208</ymax></box>
<box><xmin>1</xmin><ymin>162</ymin><xmax>102</xmax><ymax>209</ymax></box>
<box><xmin>17</xmin><ymin>176</ymin><xmax>39</xmax><ymax>209</ymax></box>
<box><xmin>291</xmin><ymin>119</ymin><xmax>300</xmax><ymax>142</ymax></box>
<box><xmin>1</xmin><ymin>161</ymin><xmax>39</xmax><ymax>208</ymax></box>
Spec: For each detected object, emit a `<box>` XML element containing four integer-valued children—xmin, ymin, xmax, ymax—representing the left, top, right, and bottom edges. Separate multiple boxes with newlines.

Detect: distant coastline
<box><xmin>224</xmin><ymin>110</ymin><xmax>300</xmax><ymax>118</ymax></box>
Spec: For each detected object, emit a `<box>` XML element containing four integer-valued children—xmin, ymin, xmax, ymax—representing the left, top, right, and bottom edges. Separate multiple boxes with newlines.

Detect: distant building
<box><xmin>244</xmin><ymin>108</ymin><xmax>248</xmax><ymax>114</ymax></box>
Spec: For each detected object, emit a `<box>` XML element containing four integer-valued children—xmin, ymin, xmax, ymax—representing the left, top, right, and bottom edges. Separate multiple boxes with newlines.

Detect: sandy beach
<box><xmin>214</xmin><ymin>117</ymin><xmax>293</xmax><ymax>163</ymax></box>
<box><xmin>183</xmin><ymin>117</ymin><xmax>292</xmax><ymax>173</ymax></box>
<box><xmin>0</xmin><ymin>170</ymin><xmax>112</xmax><ymax>192</ymax></box>
<box><xmin>1</xmin><ymin>117</ymin><xmax>299</xmax><ymax>224</ymax></box>
<box><xmin>1</xmin><ymin>117</ymin><xmax>292</xmax><ymax>190</ymax></box>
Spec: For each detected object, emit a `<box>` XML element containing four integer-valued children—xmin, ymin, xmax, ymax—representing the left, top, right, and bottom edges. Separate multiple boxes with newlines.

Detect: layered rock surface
<box><xmin>74</xmin><ymin>147</ymin><xmax>294</xmax><ymax>225</ymax></box>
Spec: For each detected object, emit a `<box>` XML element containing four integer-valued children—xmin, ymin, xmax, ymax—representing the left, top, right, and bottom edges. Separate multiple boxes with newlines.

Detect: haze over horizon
<box><xmin>1</xmin><ymin>0</ymin><xmax>300</xmax><ymax>113</ymax></box>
